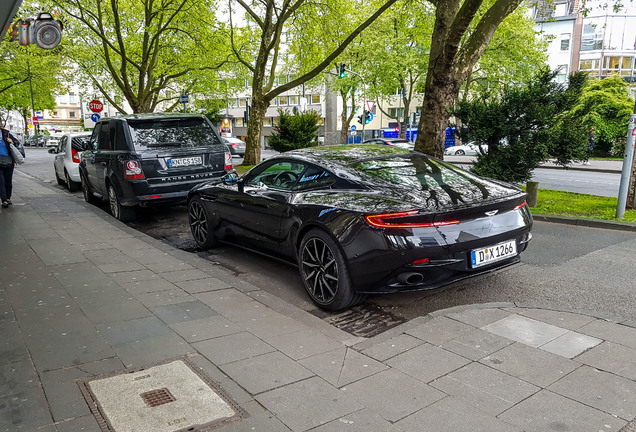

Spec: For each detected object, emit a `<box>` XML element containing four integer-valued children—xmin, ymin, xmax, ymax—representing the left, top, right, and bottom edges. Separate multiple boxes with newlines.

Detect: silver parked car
<box><xmin>51</xmin><ymin>133</ymin><xmax>91</xmax><ymax>192</ymax></box>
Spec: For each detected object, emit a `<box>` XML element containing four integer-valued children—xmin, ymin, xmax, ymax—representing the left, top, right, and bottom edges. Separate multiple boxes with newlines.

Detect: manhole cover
<box><xmin>78</xmin><ymin>358</ymin><xmax>246</xmax><ymax>432</ymax></box>
<box><xmin>621</xmin><ymin>420</ymin><xmax>636</xmax><ymax>432</ymax></box>
<box><xmin>325</xmin><ymin>304</ymin><xmax>407</xmax><ymax>338</ymax></box>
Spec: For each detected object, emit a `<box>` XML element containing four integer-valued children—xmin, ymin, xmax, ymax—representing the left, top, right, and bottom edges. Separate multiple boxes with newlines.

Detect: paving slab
<box><xmin>480</xmin><ymin>342</ymin><xmax>580</xmax><ymax>387</ymax></box>
<box><xmin>310</xmin><ymin>409</ymin><xmax>403</xmax><ymax>432</ymax></box>
<box><xmin>539</xmin><ymin>330</ymin><xmax>602</xmax><ymax>358</ymax></box>
<box><xmin>515</xmin><ymin>308</ymin><xmax>598</xmax><ymax>330</ymax></box>
<box><xmin>548</xmin><ymin>365</ymin><xmax>636</xmax><ymax>421</ymax></box>
<box><xmin>298</xmin><ymin>347</ymin><xmax>388</xmax><ymax>387</ymax></box>
<box><xmin>405</xmin><ymin>316</ymin><xmax>475</xmax><ymax>345</ymax></box>
<box><xmin>576</xmin><ymin>341</ymin><xmax>636</xmax><ymax>380</ymax></box>
<box><xmin>579</xmin><ymin>318</ymin><xmax>636</xmax><ymax>349</ymax></box>
<box><xmin>169</xmin><ymin>315</ymin><xmax>244</xmax><ymax>343</ymax></box>
<box><xmin>256</xmin><ymin>376</ymin><xmax>364</xmax><ymax>431</ymax></box>
<box><xmin>359</xmin><ymin>334</ymin><xmax>424</xmax><ymax>362</ymax></box>
<box><xmin>266</xmin><ymin>328</ymin><xmax>343</xmax><ymax>360</ymax></box>
<box><xmin>386</xmin><ymin>343</ymin><xmax>471</xmax><ymax>383</ymax></box>
<box><xmin>220</xmin><ymin>351</ymin><xmax>314</xmax><ymax>394</ymax></box>
<box><xmin>430</xmin><ymin>362</ymin><xmax>540</xmax><ymax>416</ymax></box>
<box><xmin>498</xmin><ymin>389</ymin><xmax>627</xmax><ymax>432</ymax></box>
<box><xmin>193</xmin><ymin>331</ymin><xmax>276</xmax><ymax>365</ymax></box>
<box><xmin>440</xmin><ymin>328</ymin><xmax>514</xmax><ymax>361</ymax></box>
<box><xmin>341</xmin><ymin>368</ymin><xmax>445</xmax><ymax>422</ymax></box>
<box><xmin>482</xmin><ymin>314</ymin><xmax>570</xmax><ymax>347</ymax></box>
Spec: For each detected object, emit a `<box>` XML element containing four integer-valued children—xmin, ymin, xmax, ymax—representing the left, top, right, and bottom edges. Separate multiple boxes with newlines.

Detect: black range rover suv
<box><xmin>80</xmin><ymin>113</ymin><xmax>233</xmax><ymax>221</ymax></box>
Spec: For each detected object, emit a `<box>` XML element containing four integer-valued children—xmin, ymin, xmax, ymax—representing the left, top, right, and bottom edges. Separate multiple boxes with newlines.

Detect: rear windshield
<box><xmin>350</xmin><ymin>154</ymin><xmax>513</xmax><ymax>202</ymax></box>
<box><xmin>127</xmin><ymin>118</ymin><xmax>223</xmax><ymax>150</ymax></box>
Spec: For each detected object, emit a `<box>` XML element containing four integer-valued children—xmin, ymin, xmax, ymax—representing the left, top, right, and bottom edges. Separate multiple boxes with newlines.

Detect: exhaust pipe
<box><xmin>397</xmin><ymin>272</ymin><xmax>424</xmax><ymax>285</ymax></box>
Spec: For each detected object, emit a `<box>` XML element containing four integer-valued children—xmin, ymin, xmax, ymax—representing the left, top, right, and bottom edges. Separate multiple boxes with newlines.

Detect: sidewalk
<box><xmin>1</xmin><ymin>171</ymin><xmax>636</xmax><ymax>432</ymax></box>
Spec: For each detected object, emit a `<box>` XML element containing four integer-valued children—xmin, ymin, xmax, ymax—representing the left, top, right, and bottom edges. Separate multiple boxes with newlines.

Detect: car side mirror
<box><xmin>222</xmin><ymin>172</ymin><xmax>239</xmax><ymax>186</ymax></box>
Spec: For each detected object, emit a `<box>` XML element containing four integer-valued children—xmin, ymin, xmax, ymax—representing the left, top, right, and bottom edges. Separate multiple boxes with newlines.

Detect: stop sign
<box><xmin>89</xmin><ymin>99</ymin><xmax>104</xmax><ymax>113</ymax></box>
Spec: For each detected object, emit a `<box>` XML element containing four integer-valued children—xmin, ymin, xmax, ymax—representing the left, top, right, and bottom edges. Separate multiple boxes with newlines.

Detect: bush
<box><xmin>268</xmin><ymin>109</ymin><xmax>320</xmax><ymax>152</ymax></box>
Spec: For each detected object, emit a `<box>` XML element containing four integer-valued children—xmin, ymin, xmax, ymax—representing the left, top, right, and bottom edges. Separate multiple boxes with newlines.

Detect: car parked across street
<box><xmin>188</xmin><ymin>145</ymin><xmax>533</xmax><ymax>310</ymax></box>
<box><xmin>221</xmin><ymin>137</ymin><xmax>246</xmax><ymax>157</ymax></box>
<box><xmin>444</xmin><ymin>142</ymin><xmax>488</xmax><ymax>156</ymax></box>
<box><xmin>363</xmin><ymin>138</ymin><xmax>414</xmax><ymax>150</ymax></box>
<box><xmin>51</xmin><ymin>132</ymin><xmax>91</xmax><ymax>192</ymax></box>
<box><xmin>80</xmin><ymin>113</ymin><xmax>233</xmax><ymax>221</ymax></box>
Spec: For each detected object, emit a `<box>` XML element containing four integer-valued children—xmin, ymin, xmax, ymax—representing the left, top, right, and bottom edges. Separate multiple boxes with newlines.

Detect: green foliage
<box><xmin>268</xmin><ymin>109</ymin><xmax>320</xmax><ymax>153</ymax></box>
<box><xmin>565</xmin><ymin>76</ymin><xmax>634</xmax><ymax>156</ymax></box>
<box><xmin>453</xmin><ymin>69</ymin><xmax>589</xmax><ymax>183</ymax></box>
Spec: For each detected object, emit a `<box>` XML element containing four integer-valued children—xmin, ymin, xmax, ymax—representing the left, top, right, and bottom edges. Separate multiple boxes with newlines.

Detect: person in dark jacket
<box><xmin>0</xmin><ymin>128</ymin><xmax>22</xmax><ymax>208</ymax></box>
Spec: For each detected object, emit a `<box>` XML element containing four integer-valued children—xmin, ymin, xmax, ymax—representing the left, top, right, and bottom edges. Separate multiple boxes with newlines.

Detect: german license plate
<box><xmin>470</xmin><ymin>240</ymin><xmax>517</xmax><ymax>268</ymax></box>
<box><xmin>168</xmin><ymin>156</ymin><xmax>202</xmax><ymax>167</ymax></box>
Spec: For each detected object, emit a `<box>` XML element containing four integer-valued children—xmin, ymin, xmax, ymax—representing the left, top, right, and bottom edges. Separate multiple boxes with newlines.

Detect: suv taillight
<box><xmin>225</xmin><ymin>151</ymin><xmax>232</xmax><ymax>170</ymax></box>
<box><xmin>124</xmin><ymin>160</ymin><xmax>145</xmax><ymax>179</ymax></box>
<box><xmin>71</xmin><ymin>148</ymin><xmax>80</xmax><ymax>163</ymax></box>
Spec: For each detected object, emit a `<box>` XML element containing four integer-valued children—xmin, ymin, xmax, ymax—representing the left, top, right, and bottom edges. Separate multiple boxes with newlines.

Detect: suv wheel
<box><xmin>81</xmin><ymin>174</ymin><xmax>99</xmax><ymax>205</ymax></box>
<box><xmin>108</xmin><ymin>184</ymin><xmax>136</xmax><ymax>221</ymax></box>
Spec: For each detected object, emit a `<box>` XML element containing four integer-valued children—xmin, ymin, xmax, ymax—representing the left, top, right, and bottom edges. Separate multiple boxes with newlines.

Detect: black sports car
<box><xmin>188</xmin><ymin>145</ymin><xmax>533</xmax><ymax>310</ymax></box>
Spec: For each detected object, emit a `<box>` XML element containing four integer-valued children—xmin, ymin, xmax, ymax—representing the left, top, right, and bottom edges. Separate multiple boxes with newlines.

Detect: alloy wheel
<box><xmin>108</xmin><ymin>186</ymin><xmax>120</xmax><ymax>219</ymax></box>
<box><xmin>189</xmin><ymin>200</ymin><xmax>208</xmax><ymax>245</ymax></box>
<box><xmin>300</xmin><ymin>237</ymin><xmax>339</xmax><ymax>304</ymax></box>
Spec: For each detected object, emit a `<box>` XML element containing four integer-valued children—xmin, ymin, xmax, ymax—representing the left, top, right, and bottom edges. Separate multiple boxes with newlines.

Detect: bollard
<box><xmin>526</xmin><ymin>181</ymin><xmax>539</xmax><ymax>207</ymax></box>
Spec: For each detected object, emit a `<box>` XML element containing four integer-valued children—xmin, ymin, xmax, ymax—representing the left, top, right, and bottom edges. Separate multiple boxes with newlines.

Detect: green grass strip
<box><xmin>529</xmin><ymin>188</ymin><xmax>636</xmax><ymax>223</ymax></box>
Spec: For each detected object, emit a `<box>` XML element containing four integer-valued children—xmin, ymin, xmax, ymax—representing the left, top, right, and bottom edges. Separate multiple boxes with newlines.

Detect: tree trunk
<box><xmin>243</xmin><ymin>97</ymin><xmax>269</xmax><ymax>165</ymax></box>
<box><xmin>416</xmin><ymin>81</ymin><xmax>458</xmax><ymax>158</ymax></box>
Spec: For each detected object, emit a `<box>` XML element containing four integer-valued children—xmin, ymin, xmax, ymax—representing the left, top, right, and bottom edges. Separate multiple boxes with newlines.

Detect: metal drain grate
<box><xmin>325</xmin><ymin>304</ymin><xmax>407</xmax><ymax>338</ymax></box>
<box><xmin>140</xmin><ymin>388</ymin><xmax>176</xmax><ymax>407</ymax></box>
<box><xmin>620</xmin><ymin>419</ymin><xmax>636</xmax><ymax>432</ymax></box>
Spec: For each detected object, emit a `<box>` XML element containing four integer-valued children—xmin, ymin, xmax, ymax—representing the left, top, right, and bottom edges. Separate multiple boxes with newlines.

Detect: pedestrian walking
<box><xmin>0</xmin><ymin>127</ymin><xmax>24</xmax><ymax>208</ymax></box>
<box><xmin>583</xmin><ymin>128</ymin><xmax>595</xmax><ymax>165</ymax></box>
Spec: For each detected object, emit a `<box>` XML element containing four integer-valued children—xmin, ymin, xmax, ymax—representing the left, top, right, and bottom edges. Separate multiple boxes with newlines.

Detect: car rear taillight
<box><xmin>365</xmin><ymin>211</ymin><xmax>460</xmax><ymax>229</ymax></box>
<box><xmin>71</xmin><ymin>148</ymin><xmax>80</xmax><ymax>163</ymax></box>
<box><xmin>513</xmin><ymin>200</ymin><xmax>527</xmax><ymax>211</ymax></box>
<box><xmin>225</xmin><ymin>151</ymin><xmax>233</xmax><ymax>170</ymax></box>
<box><xmin>124</xmin><ymin>160</ymin><xmax>145</xmax><ymax>180</ymax></box>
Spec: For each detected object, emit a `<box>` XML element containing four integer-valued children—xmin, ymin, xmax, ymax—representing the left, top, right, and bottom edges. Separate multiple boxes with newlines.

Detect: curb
<box><xmin>531</xmin><ymin>213</ymin><xmax>636</xmax><ymax>232</ymax></box>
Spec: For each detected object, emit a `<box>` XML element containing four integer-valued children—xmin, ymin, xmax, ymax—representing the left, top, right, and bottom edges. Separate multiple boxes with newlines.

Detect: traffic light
<box><xmin>364</xmin><ymin>110</ymin><xmax>373</xmax><ymax>124</ymax></box>
<box><xmin>339</xmin><ymin>63</ymin><xmax>346</xmax><ymax>78</ymax></box>
<box><xmin>357</xmin><ymin>114</ymin><xmax>363</xmax><ymax>124</ymax></box>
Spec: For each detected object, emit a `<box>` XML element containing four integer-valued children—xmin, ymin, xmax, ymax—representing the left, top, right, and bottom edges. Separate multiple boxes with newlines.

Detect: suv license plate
<box><xmin>168</xmin><ymin>156</ymin><xmax>202</xmax><ymax>167</ymax></box>
<box><xmin>471</xmin><ymin>240</ymin><xmax>517</xmax><ymax>268</ymax></box>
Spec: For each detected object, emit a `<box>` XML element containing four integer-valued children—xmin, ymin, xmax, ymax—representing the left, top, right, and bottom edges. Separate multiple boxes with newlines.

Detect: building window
<box><xmin>52</xmin><ymin>110</ymin><xmax>58</xmax><ymax>118</ymax></box>
<box><xmin>310</xmin><ymin>94</ymin><xmax>320</xmax><ymax>104</ymax></box>
<box><xmin>554</xmin><ymin>3</ymin><xmax>567</xmax><ymax>16</ymax></box>
<box><xmin>579</xmin><ymin>59</ymin><xmax>599</xmax><ymax>71</ymax></box>
<box><xmin>389</xmin><ymin>108</ymin><xmax>404</xmax><ymax>118</ymax></box>
<box><xmin>560</xmin><ymin>34</ymin><xmax>570</xmax><ymax>51</ymax></box>
<box><xmin>581</xmin><ymin>22</ymin><xmax>604</xmax><ymax>51</ymax></box>
<box><xmin>238</xmin><ymin>98</ymin><xmax>247</xmax><ymax>107</ymax></box>
<box><xmin>289</xmin><ymin>95</ymin><xmax>299</xmax><ymax>105</ymax></box>
<box><xmin>621</xmin><ymin>57</ymin><xmax>634</xmax><ymax>76</ymax></box>
<box><xmin>263</xmin><ymin>117</ymin><xmax>272</xmax><ymax>127</ymax></box>
<box><xmin>235</xmin><ymin>118</ymin><xmax>244</xmax><ymax>127</ymax></box>
<box><xmin>69</xmin><ymin>111</ymin><xmax>76</xmax><ymax>118</ymax></box>
<box><xmin>69</xmin><ymin>93</ymin><xmax>76</xmax><ymax>103</ymax></box>
<box><xmin>557</xmin><ymin>65</ymin><xmax>568</xmax><ymax>82</ymax></box>
<box><xmin>278</xmin><ymin>96</ymin><xmax>288</xmax><ymax>106</ymax></box>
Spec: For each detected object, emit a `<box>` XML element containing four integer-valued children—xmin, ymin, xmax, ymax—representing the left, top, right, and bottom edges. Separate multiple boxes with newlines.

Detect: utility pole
<box><xmin>27</xmin><ymin>58</ymin><xmax>40</xmax><ymax>140</ymax></box>
<box><xmin>616</xmin><ymin>113</ymin><xmax>636</xmax><ymax>218</ymax></box>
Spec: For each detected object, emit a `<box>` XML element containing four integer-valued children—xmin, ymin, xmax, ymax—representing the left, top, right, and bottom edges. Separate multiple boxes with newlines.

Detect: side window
<box><xmin>59</xmin><ymin>136</ymin><xmax>67</xmax><ymax>152</ymax></box>
<box><xmin>89</xmin><ymin>124</ymin><xmax>101</xmax><ymax>150</ymax></box>
<box><xmin>246</xmin><ymin>160</ymin><xmax>306</xmax><ymax>190</ymax></box>
<box><xmin>114</xmin><ymin>122</ymin><xmax>128</xmax><ymax>150</ymax></box>
<box><xmin>295</xmin><ymin>164</ymin><xmax>335</xmax><ymax>191</ymax></box>
<box><xmin>98</xmin><ymin>122</ymin><xmax>111</xmax><ymax>150</ymax></box>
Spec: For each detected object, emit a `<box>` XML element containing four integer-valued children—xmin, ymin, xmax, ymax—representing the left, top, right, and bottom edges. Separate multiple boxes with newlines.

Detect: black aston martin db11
<box><xmin>188</xmin><ymin>145</ymin><xmax>532</xmax><ymax>310</ymax></box>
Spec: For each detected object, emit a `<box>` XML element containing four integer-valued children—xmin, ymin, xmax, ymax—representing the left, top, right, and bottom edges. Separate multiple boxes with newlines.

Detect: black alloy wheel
<box><xmin>108</xmin><ymin>184</ymin><xmax>136</xmax><ymax>221</ymax></box>
<box><xmin>81</xmin><ymin>174</ymin><xmax>99</xmax><ymax>204</ymax></box>
<box><xmin>188</xmin><ymin>196</ymin><xmax>217</xmax><ymax>249</ymax></box>
<box><xmin>299</xmin><ymin>229</ymin><xmax>365</xmax><ymax>311</ymax></box>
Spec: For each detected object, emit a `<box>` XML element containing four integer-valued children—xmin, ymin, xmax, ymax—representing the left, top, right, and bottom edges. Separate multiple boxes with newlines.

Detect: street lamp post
<box><xmin>342</xmin><ymin>67</ymin><xmax>367</xmax><ymax>141</ymax></box>
<box><xmin>26</xmin><ymin>59</ymin><xmax>40</xmax><ymax>141</ymax></box>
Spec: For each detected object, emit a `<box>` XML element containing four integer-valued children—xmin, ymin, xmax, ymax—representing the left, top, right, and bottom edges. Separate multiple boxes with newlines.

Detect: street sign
<box><xmin>350</xmin><ymin>125</ymin><xmax>356</xmax><ymax>131</ymax></box>
<box><xmin>91</xmin><ymin>113</ymin><xmax>101</xmax><ymax>122</ymax></box>
<box><xmin>32</xmin><ymin>119</ymin><xmax>38</xmax><ymax>125</ymax></box>
<box><xmin>394</xmin><ymin>126</ymin><xmax>399</xmax><ymax>133</ymax></box>
<box><xmin>89</xmin><ymin>100</ymin><xmax>104</xmax><ymax>113</ymax></box>
<box><xmin>179</xmin><ymin>94</ymin><xmax>189</xmax><ymax>103</ymax></box>
<box><xmin>35</xmin><ymin>111</ymin><xmax>43</xmax><ymax>119</ymax></box>
<box><xmin>351</xmin><ymin>131</ymin><xmax>357</xmax><ymax>136</ymax></box>
<box><xmin>366</xmin><ymin>100</ymin><xmax>376</xmax><ymax>112</ymax></box>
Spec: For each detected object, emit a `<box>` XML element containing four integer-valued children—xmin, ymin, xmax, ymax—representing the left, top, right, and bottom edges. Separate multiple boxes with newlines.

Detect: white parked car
<box><xmin>51</xmin><ymin>133</ymin><xmax>91</xmax><ymax>192</ymax></box>
<box><xmin>444</xmin><ymin>143</ymin><xmax>488</xmax><ymax>156</ymax></box>
<box><xmin>46</xmin><ymin>138</ymin><xmax>60</xmax><ymax>148</ymax></box>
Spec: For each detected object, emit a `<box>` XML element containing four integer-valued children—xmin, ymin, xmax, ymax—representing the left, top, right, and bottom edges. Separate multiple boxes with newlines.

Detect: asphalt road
<box><xmin>18</xmin><ymin>147</ymin><xmax>636</xmax><ymax>324</ymax></box>
<box><xmin>531</xmin><ymin>168</ymin><xmax>619</xmax><ymax>197</ymax></box>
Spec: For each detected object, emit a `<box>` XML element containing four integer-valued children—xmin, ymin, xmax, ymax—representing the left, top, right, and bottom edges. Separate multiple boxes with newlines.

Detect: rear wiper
<box><xmin>146</xmin><ymin>142</ymin><xmax>182</xmax><ymax>147</ymax></box>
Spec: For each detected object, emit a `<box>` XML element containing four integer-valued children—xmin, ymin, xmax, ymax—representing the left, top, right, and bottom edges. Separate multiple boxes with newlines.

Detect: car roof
<box><xmin>96</xmin><ymin>113</ymin><xmax>208</xmax><ymax>123</ymax></box>
<box><xmin>282</xmin><ymin>144</ymin><xmax>415</xmax><ymax>166</ymax></box>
